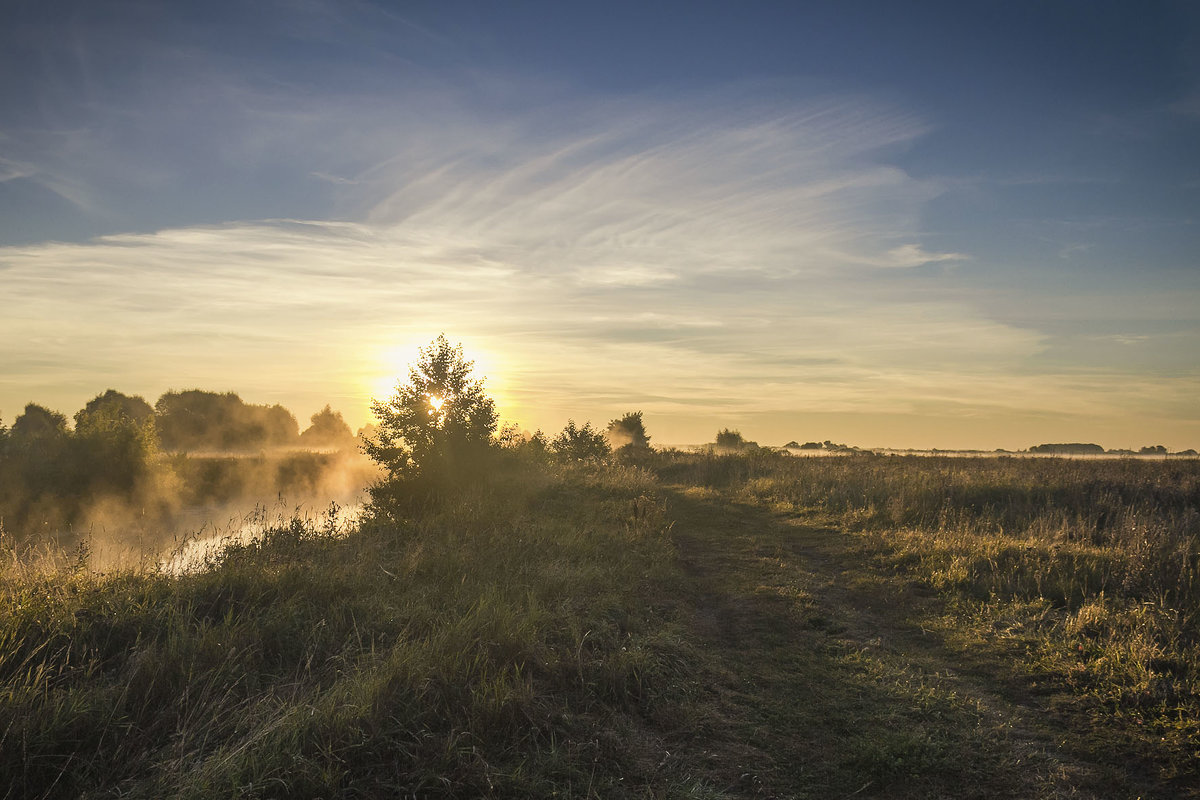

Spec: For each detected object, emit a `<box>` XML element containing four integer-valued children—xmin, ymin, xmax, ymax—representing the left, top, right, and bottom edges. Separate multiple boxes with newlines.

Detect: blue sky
<box><xmin>2</xmin><ymin>0</ymin><xmax>1198</xmax><ymax>448</ymax></box>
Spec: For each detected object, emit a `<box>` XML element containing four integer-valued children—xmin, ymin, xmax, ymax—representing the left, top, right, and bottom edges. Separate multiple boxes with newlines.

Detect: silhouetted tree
<box><xmin>262</xmin><ymin>404</ymin><xmax>300</xmax><ymax>445</ymax></box>
<box><xmin>715</xmin><ymin>428</ymin><xmax>745</xmax><ymax>450</ymax></box>
<box><xmin>496</xmin><ymin>424</ymin><xmax>552</xmax><ymax>467</ymax></box>
<box><xmin>526</xmin><ymin>429</ymin><xmax>550</xmax><ymax>458</ymax></box>
<box><xmin>155</xmin><ymin>390</ymin><xmax>298</xmax><ymax>451</ymax></box>
<box><xmin>3</xmin><ymin>405</ymin><xmax>73</xmax><ymax>529</ymax></box>
<box><xmin>10</xmin><ymin>403</ymin><xmax>69</xmax><ymax>443</ymax></box>
<box><xmin>551</xmin><ymin>420</ymin><xmax>611</xmax><ymax>462</ymax></box>
<box><xmin>606</xmin><ymin>411</ymin><xmax>651</xmax><ymax>452</ymax></box>
<box><xmin>300</xmin><ymin>405</ymin><xmax>355</xmax><ymax>448</ymax></box>
<box><xmin>75</xmin><ymin>390</ymin><xmax>154</xmax><ymax>431</ymax></box>
<box><xmin>712</xmin><ymin>428</ymin><xmax>760</xmax><ymax>453</ymax></box>
<box><xmin>364</xmin><ymin>334</ymin><xmax>499</xmax><ymax>503</ymax></box>
<box><xmin>70</xmin><ymin>391</ymin><xmax>159</xmax><ymax>496</ymax></box>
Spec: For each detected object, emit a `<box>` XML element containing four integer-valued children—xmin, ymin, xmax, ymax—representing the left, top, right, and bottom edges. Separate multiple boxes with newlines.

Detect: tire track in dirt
<box><xmin>664</xmin><ymin>488</ymin><xmax>1123</xmax><ymax>799</ymax></box>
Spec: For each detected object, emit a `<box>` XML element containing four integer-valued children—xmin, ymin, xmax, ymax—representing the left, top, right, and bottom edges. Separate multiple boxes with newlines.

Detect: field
<box><xmin>1</xmin><ymin>451</ymin><xmax>1197</xmax><ymax>798</ymax></box>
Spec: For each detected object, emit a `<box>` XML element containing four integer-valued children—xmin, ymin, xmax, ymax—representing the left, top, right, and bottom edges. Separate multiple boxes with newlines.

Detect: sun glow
<box><xmin>362</xmin><ymin>336</ymin><xmax>514</xmax><ymax>418</ymax></box>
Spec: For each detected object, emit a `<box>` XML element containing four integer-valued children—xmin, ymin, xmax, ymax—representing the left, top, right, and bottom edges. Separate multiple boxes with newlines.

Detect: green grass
<box><xmin>4</xmin><ymin>450</ymin><xmax>1198</xmax><ymax>797</ymax></box>
<box><xmin>0</xmin><ymin>463</ymin><xmax>692</xmax><ymax>798</ymax></box>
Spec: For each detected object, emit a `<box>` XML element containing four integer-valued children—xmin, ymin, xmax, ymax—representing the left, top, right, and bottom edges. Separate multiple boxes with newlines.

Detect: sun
<box><xmin>362</xmin><ymin>336</ymin><xmax>512</xmax><ymax>411</ymax></box>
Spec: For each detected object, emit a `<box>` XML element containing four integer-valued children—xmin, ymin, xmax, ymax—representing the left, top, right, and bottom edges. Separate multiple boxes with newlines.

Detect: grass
<box><xmin>3</xmin><ymin>450</ymin><xmax>1198</xmax><ymax>797</ymax></box>
<box><xmin>654</xmin><ymin>450</ymin><xmax>1200</xmax><ymax>796</ymax></box>
<box><xmin>659</xmin><ymin>489</ymin><xmax>1037</xmax><ymax>798</ymax></box>
<box><xmin>0</xmin><ymin>463</ymin><xmax>692</xmax><ymax>798</ymax></box>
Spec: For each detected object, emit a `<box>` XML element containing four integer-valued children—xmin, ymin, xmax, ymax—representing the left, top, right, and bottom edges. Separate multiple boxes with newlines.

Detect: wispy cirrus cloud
<box><xmin>2</xmin><ymin>5</ymin><xmax>1195</xmax><ymax>448</ymax></box>
<box><xmin>2</xmin><ymin>201</ymin><xmax>1195</xmax><ymax>446</ymax></box>
<box><xmin>0</xmin><ymin>210</ymin><xmax>1090</xmax><ymax>438</ymax></box>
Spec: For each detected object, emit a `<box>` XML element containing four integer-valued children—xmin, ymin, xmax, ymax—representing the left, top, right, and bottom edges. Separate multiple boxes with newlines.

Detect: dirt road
<box><xmin>664</xmin><ymin>488</ymin><xmax>1160</xmax><ymax>799</ymax></box>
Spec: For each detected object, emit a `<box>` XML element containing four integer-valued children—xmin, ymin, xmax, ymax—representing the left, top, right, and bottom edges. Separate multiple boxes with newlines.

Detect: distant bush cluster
<box><xmin>1027</xmin><ymin>442</ymin><xmax>1194</xmax><ymax>456</ymax></box>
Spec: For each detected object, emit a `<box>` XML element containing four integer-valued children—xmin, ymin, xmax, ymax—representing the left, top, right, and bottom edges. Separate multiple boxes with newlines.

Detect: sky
<box><xmin>1</xmin><ymin>0</ymin><xmax>1198</xmax><ymax>450</ymax></box>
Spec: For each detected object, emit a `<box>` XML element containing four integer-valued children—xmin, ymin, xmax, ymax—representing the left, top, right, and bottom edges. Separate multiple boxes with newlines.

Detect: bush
<box><xmin>551</xmin><ymin>420</ymin><xmax>611</xmax><ymax>462</ymax></box>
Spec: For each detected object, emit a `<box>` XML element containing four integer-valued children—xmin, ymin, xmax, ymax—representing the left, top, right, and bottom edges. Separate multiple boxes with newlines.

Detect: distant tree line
<box><xmin>0</xmin><ymin>342</ymin><xmax>670</xmax><ymax>535</ymax></box>
<box><xmin>1028</xmin><ymin>443</ymin><xmax>1106</xmax><ymax>455</ymax></box>
<box><xmin>1028</xmin><ymin>443</ymin><xmax>1195</xmax><ymax>456</ymax></box>
<box><xmin>1</xmin><ymin>390</ymin><xmax>356</xmax><ymax>456</ymax></box>
<box><xmin>0</xmin><ymin>390</ymin><xmax>360</xmax><ymax>542</ymax></box>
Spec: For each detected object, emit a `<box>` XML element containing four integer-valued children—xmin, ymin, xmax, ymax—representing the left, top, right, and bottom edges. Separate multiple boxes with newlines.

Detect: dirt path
<box><xmin>662</xmin><ymin>488</ymin><xmax>1136</xmax><ymax>799</ymax></box>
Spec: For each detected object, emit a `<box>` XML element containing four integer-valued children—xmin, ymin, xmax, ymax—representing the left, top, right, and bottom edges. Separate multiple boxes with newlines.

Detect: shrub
<box><xmin>551</xmin><ymin>420</ymin><xmax>611</xmax><ymax>462</ymax></box>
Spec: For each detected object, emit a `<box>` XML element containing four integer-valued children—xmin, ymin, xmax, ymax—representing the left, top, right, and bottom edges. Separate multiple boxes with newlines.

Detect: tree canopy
<box><xmin>606</xmin><ymin>411</ymin><xmax>650</xmax><ymax>452</ymax></box>
<box><xmin>9</xmin><ymin>403</ymin><xmax>69</xmax><ymax>445</ymax></box>
<box><xmin>715</xmin><ymin>428</ymin><xmax>745</xmax><ymax>450</ymax></box>
<box><xmin>155</xmin><ymin>390</ymin><xmax>298</xmax><ymax>451</ymax></box>
<box><xmin>364</xmin><ymin>335</ymin><xmax>499</xmax><ymax>502</ymax></box>
<box><xmin>74</xmin><ymin>390</ymin><xmax>154</xmax><ymax>433</ymax></box>
<box><xmin>551</xmin><ymin>420</ymin><xmax>611</xmax><ymax>462</ymax></box>
<box><xmin>300</xmin><ymin>405</ymin><xmax>355</xmax><ymax>448</ymax></box>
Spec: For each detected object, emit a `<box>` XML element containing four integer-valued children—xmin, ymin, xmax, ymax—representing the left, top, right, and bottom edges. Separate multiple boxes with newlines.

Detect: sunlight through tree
<box><xmin>364</xmin><ymin>334</ymin><xmax>498</xmax><ymax>505</ymax></box>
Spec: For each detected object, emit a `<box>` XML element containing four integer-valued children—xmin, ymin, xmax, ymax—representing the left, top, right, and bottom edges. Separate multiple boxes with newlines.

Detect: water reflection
<box><xmin>160</xmin><ymin>500</ymin><xmax>365</xmax><ymax>575</ymax></box>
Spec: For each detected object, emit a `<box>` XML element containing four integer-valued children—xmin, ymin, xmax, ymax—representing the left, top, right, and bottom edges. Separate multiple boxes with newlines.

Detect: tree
<box><xmin>72</xmin><ymin>391</ymin><xmax>159</xmax><ymax>496</ymax></box>
<box><xmin>10</xmin><ymin>403</ymin><xmax>69</xmax><ymax>443</ymax></box>
<box><xmin>551</xmin><ymin>420</ymin><xmax>611</xmax><ymax>462</ymax></box>
<box><xmin>154</xmin><ymin>390</ymin><xmax>298</xmax><ymax>451</ymax></box>
<box><xmin>5</xmin><ymin>404</ymin><xmax>72</xmax><ymax>510</ymax></box>
<box><xmin>606</xmin><ymin>411</ymin><xmax>651</xmax><ymax>451</ymax></box>
<box><xmin>364</xmin><ymin>335</ymin><xmax>498</xmax><ymax>501</ymax></box>
<box><xmin>155</xmin><ymin>390</ymin><xmax>241</xmax><ymax>451</ymax></box>
<box><xmin>715</xmin><ymin>428</ymin><xmax>745</xmax><ymax>450</ymax></box>
<box><xmin>75</xmin><ymin>390</ymin><xmax>154</xmax><ymax>431</ymax></box>
<box><xmin>261</xmin><ymin>404</ymin><xmax>300</xmax><ymax>446</ymax></box>
<box><xmin>300</xmin><ymin>405</ymin><xmax>355</xmax><ymax>448</ymax></box>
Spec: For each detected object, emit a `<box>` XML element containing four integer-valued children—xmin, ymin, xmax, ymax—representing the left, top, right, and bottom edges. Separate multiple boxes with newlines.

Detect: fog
<box><xmin>0</xmin><ymin>390</ymin><xmax>378</xmax><ymax>570</ymax></box>
<box><xmin>158</xmin><ymin>498</ymin><xmax>366</xmax><ymax>575</ymax></box>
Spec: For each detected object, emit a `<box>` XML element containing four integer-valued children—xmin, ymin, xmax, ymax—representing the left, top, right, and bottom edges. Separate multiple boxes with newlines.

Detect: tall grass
<box><xmin>657</xmin><ymin>451</ymin><xmax>1200</xmax><ymax>779</ymax></box>
<box><xmin>0</xmin><ymin>463</ymin><xmax>690</xmax><ymax>798</ymax></box>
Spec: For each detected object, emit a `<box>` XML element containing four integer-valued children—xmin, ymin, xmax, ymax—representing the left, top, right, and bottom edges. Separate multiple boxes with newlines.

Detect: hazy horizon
<box><xmin>3</xmin><ymin>2</ymin><xmax>1198</xmax><ymax>451</ymax></box>
<box><xmin>2</xmin><ymin>381</ymin><xmax>1194</xmax><ymax>455</ymax></box>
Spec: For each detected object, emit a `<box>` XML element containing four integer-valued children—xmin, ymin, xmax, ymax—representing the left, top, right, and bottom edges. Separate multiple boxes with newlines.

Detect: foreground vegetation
<box><xmin>1</xmin><ymin>462</ymin><xmax>692</xmax><ymax>798</ymax></box>
<box><xmin>655</xmin><ymin>450</ymin><xmax>1200</xmax><ymax>795</ymax></box>
<box><xmin>4</xmin><ymin>449</ymin><xmax>1198</xmax><ymax>797</ymax></box>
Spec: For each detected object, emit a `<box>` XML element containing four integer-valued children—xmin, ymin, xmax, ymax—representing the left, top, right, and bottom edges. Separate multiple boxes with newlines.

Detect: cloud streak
<box><xmin>6</xmin><ymin>201</ymin><xmax>1191</xmax><ymax>447</ymax></box>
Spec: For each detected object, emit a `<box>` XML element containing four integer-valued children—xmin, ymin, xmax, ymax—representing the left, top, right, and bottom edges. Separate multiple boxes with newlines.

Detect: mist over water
<box><xmin>159</xmin><ymin>499</ymin><xmax>366</xmax><ymax>575</ymax></box>
<box><xmin>3</xmin><ymin>448</ymin><xmax>379</xmax><ymax>573</ymax></box>
<box><xmin>0</xmin><ymin>390</ymin><xmax>381</xmax><ymax>571</ymax></box>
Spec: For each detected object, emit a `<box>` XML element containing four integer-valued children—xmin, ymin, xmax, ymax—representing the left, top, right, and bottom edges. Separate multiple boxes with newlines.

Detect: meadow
<box><xmin>1</xmin><ymin>447</ymin><xmax>1197</xmax><ymax>797</ymax></box>
<box><xmin>664</xmin><ymin>451</ymin><xmax>1199</xmax><ymax>790</ymax></box>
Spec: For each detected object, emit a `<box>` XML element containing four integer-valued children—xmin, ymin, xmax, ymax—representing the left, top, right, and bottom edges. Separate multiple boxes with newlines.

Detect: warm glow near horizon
<box><xmin>364</xmin><ymin>338</ymin><xmax>514</xmax><ymax>422</ymax></box>
<box><xmin>1</xmin><ymin>3</ymin><xmax>1197</xmax><ymax>452</ymax></box>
